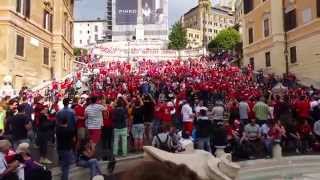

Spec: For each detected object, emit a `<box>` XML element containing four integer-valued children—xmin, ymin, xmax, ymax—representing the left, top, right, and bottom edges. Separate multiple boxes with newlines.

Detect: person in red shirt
<box><xmin>102</xmin><ymin>99</ymin><xmax>113</xmax><ymax>151</ymax></box>
<box><xmin>73</xmin><ymin>97</ymin><xmax>86</xmax><ymax>141</ymax></box>
<box><xmin>295</xmin><ymin>96</ymin><xmax>311</xmax><ymax>122</ymax></box>
<box><xmin>298</xmin><ymin>119</ymin><xmax>313</xmax><ymax>153</ymax></box>
<box><xmin>161</xmin><ymin>102</ymin><xmax>173</xmax><ymax>127</ymax></box>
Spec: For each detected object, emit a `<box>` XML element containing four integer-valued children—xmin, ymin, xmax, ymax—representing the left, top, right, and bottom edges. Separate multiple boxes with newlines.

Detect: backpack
<box><xmin>156</xmin><ymin>134</ymin><xmax>171</xmax><ymax>152</ymax></box>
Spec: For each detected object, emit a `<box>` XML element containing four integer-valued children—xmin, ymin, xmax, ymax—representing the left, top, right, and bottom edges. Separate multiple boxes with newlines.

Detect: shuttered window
<box><xmin>244</xmin><ymin>0</ymin><xmax>254</xmax><ymax>14</ymax></box>
<box><xmin>248</xmin><ymin>28</ymin><xmax>253</xmax><ymax>44</ymax></box>
<box><xmin>16</xmin><ymin>0</ymin><xmax>30</xmax><ymax>18</ymax></box>
<box><xmin>285</xmin><ymin>9</ymin><xmax>297</xmax><ymax>31</ymax></box>
<box><xmin>265</xmin><ymin>52</ymin><xmax>271</xmax><ymax>67</ymax></box>
<box><xmin>290</xmin><ymin>46</ymin><xmax>297</xmax><ymax>63</ymax></box>
<box><xmin>43</xmin><ymin>47</ymin><xmax>49</xmax><ymax>65</ymax></box>
<box><xmin>16</xmin><ymin>35</ymin><xmax>24</xmax><ymax>57</ymax></box>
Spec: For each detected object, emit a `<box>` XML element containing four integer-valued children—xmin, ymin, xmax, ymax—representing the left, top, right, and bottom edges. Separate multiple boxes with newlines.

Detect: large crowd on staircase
<box><xmin>0</xmin><ymin>55</ymin><xmax>319</xmax><ymax>180</ymax></box>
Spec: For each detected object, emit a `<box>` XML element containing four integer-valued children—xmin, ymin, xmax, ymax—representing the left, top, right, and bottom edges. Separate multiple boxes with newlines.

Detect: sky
<box><xmin>75</xmin><ymin>0</ymin><xmax>219</xmax><ymax>26</ymax></box>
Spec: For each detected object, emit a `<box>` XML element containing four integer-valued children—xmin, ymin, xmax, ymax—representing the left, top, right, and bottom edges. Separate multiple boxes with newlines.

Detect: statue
<box><xmin>143</xmin><ymin>146</ymin><xmax>240</xmax><ymax>180</ymax></box>
<box><xmin>0</xmin><ymin>75</ymin><xmax>15</xmax><ymax>98</ymax></box>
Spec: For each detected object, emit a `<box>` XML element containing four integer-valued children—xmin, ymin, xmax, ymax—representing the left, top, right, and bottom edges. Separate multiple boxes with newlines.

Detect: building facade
<box><xmin>242</xmin><ymin>0</ymin><xmax>320</xmax><ymax>87</ymax></box>
<box><xmin>181</xmin><ymin>1</ymin><xmax>235</xmax><ymax>48</ymax></box>
<box><xmin>105</xmin><ymin>0</ymin><xmax>112</xmax><ymax>41</ymax></box>
<box><xmin>74</xmin><ymin>19</ymin><xmax>106</xmax><ymax>48</ymax></box>
<box><xmin>0</xmin><ymin>0</ymin><xmax>74</xmax><ymax>89</ymax></box>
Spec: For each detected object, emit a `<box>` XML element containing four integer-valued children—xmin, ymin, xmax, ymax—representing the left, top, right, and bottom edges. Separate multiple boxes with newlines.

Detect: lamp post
<box><xmin>282</xmin><ymin>0</ymin><xmax>289</xmax><ymax>75</ymax></box>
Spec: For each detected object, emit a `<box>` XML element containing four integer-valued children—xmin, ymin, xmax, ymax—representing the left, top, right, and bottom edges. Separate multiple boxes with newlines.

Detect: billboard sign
<box><xmin>116</xmin><ymin>0</ymin><xmax>138</xmax><ymax>25</ymax></box>
<box><xmin>115</xmin><ymin>0</ymin><xmax>168</xmax><ymax>26</ymax></box>
<box><xmin>142</xmin><ymin>0</ymin><xmax>166</xmax><ymax>25</ymax></box>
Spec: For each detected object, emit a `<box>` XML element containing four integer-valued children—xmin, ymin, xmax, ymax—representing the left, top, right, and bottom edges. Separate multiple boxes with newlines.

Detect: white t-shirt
<box><xmin>181</xmin><ymin>103</ymin><xmax>193</xmax><ymax>122</ymax></box>
<box><xmin>85</xmin><ymin>104</ymin><xmax>105</xmax><ymax>129</ymax></box>
<box><xmin>195</xmin><ymin>105</ymin><xmax>208</xmax><ymax>114</ymax></box>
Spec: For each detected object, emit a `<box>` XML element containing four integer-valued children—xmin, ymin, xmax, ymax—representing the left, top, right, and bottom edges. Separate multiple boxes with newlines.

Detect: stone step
<box><xmin>51</xmin><ymin>154</ymin><xmax>143</xmax><ymax>180</ymax></box>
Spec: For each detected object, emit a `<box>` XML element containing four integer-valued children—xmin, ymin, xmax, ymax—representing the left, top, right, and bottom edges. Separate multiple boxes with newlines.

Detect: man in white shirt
<box><xmin>85</xmin><ymin>96</ymin><xmax>105</xmax><ymax>146</ymax></box>
<box><xmin>195</xmin><ymin>100</ymin><xmax>208</xmax><ymax>116</ymax></box>
<box><xmin>239</xmin><ymin>99</ymin><xmax>249</xmax><ymax>124</ymax></box>
<box><xmin>181</xmin><ymin>100</ymin><xmax>194</xmax><ymax>135</ymax></box>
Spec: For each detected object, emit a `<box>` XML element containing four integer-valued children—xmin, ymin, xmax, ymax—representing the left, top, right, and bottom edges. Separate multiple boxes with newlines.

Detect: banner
<box><xmin>142</xmin><ymin>0</ymin><xmax>166</xmax><ymax>25</ymax></box>
<box><xmin>116</xmin><ymin>0</ymin><xmax>168</xmax><ymax>26</ymax></box>
<box><xmin>116</xmin><ymin>0</ymin><xmax>138</xmax><ymax>25</ymax></box>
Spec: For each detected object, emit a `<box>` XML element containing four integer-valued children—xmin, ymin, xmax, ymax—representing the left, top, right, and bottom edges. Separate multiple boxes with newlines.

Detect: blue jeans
<box><xmin>78</xmin><ymin>159</ymin><xmax>102</xmax><ymax>178</ymax></box>
<box><xmin>58</xmin><ymin>150</ymin><xmax>74</xmax><ymax>180</ymax></box>
<box><xmin>197</xmin><ymin>137</ymin><xmax>212</xmax><ymax>153</ymax></box>
<box><xmin>263</xmin><ymin>139</ymin><xmax>273</xmax><ymax>156</ymax></box>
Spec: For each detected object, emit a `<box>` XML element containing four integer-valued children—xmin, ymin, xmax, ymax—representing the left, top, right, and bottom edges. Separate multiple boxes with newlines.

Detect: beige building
<box><xmin>0</xmin><ymin>0</ymin><xmax>74</xmax><ymax>90</ymax></box>
<box><xmin>181</xmin><ymin>0</ymin><xmax>235</xmax><ymax>48</ymax></box>
<box><xmin>241</xmin><ymin>0</ymin><xmax>320</xmax><ymax>87</ymax></box>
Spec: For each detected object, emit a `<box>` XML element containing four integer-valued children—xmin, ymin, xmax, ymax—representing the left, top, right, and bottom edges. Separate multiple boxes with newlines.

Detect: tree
<box><xmin>209</xmin><ymin>28</ymin><xmax>241</xmax><ymax>51</ymax></box>
<box><xmin>168</xmin><ymin>22</ymin><xmax>187</xmax><ymax>50</ymax></box>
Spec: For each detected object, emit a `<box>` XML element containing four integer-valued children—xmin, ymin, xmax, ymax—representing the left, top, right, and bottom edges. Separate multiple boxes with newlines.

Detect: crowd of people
<box><xmin>0</xmin><ymin>56</ymin><xmax>319</xmax><ymax>180</ymax></box>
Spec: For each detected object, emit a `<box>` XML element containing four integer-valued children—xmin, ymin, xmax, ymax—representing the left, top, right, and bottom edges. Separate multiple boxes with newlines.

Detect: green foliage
<box><xmin>209</xmin><ymin>28</ymin><xmax>241</xmax><ymax>50</ymax></box>
<box><xmin>168</xmin><ymin>22</ymin><xmax>188</xmax><ymax>50</ymax></box>
<box><xmin>74</xmin><ymin>48</ymin><xmax>88</xmax><ymax>56</ymax></box>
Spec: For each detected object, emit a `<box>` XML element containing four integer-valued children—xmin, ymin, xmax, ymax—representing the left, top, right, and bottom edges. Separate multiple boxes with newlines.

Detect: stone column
<box><xmin>270</xmin><ymin>0</ymin><xmax>286</xmax><ymax>75</ymax></box>
<box><xmin>272</xmin><ymin>142</ymin><xmax>282</xmax><ymax>160</ymax></box>
<box><xmin>136</xmin><ymin>0</ymin><xmax>145</xmax><ymax>41</ymax></box>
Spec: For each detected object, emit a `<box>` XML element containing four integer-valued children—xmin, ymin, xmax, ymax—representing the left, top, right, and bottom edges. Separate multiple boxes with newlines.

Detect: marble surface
<box><xmin>239</xmin><ymin>156</ymin><xmax>320</xmax><ymax>180</ymax></box>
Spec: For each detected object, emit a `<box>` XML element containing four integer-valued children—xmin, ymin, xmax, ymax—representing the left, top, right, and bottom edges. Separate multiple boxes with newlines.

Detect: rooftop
<box><xmin>183</xmin><ymin>5</ymin><xmax>234</xmax><ymax>17</ymax></box>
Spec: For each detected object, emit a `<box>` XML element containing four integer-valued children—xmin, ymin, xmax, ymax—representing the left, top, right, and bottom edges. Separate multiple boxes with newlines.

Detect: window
<box><xmin>80</xmin><ymin>30</ymin><xmax>82</xmax><ymax>34</ymax></box>
<box><xmin>248</xmin><ymin>27</ymin><xmax>253</xmax><ymax>44</ymax></box>
<box><xmin>244</xmin><ymin>0</ymin><xmax>253</xmax><ymax>14</ymax></box>
<box><xmin>80</xmin><ymin>40</ymin><xmax>82</xmax><ymax>44</ymax></box>
<box><xmin>265</xmin><ymin>52</ymin><xmax>271</xmax><ymax>67</ymax></box>
<box><xmin>43</xmin><ymin>47</ymin><xmax>49</xmax><ymax>65</ymax></box>
<box><xmin>290</xmin><ymin>46</ymin><xmax>297</xmax><ymax>63</ymax></box>
<box><xmin>87</xmin><ymin>31</ymin><xmax>90</xmax><ymax>34</ymax></box>
<box><xmin>69</xmin><ymin>22</ymin><xmax>73</xmax><ymax>43</ymax></box>
<box><xmin>95</xmin><ymin>25</ymin><xmax>98</xmax><ymax>32</ymax></box>
<box><xmin>16</xmin><ymin>35</ymin><xmax>24</xmax><ymax>57</ymax></box>
<box><xmin>43</xmin><ymin>10</ymin><xmax>53</xmax><ymax>32</ymax></box>
<box><xmin>95</xmin><ymin>34</ymin><xmax>98</xmax><ymax>41</ymax></box>
<box><xmin>264</xmin><ymin>18</ymin><xmax>270</xmax><ymax>37</ymax></box>
<box><xmin>16</xmin><ymin>0</ymin><xmax>30</xmax><ymax>18</ymax></box>
<box><xmin>208</xmin><ymin>29</ymin><xmax>212</xmax><ymax>32</ymax></box>
<box><xmin>317</xmin><ymin>0</ymin><xmax>320</xmax><ymax>17</ymax></box>
<box><xmin>285</xmin><ymin>9</ymin><xmax>297</xmax><ymax>31</ymax></box>
<box><xmin>249</xmin><ymin>57</ymin><xmax>255</xmax><ymax>70</ymax></box>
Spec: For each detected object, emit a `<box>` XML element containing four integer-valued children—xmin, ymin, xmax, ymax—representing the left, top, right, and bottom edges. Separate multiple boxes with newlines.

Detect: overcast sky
<box><xmin>75</xmin><ymin>0</ymin><xmax>219</xmax><ymax>26</ymax></box>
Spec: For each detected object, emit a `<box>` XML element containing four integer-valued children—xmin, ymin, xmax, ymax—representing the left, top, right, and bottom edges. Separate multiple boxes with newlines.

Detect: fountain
<box><xmin>143</xmin><ymin>146</ymin><xmax>240</xmax><ymax>180</ymax></box>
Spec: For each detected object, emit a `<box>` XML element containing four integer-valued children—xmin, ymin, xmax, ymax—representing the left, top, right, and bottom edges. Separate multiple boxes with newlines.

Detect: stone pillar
<box><xmin>215</xmin><ymin>147</ymin><xmax>226</xmax><ymax>158</ymax></box>
<box><xmin>272</xmin><ymin>143</ymin><xmax>282</xmax><ymax>160</ymax></box>
<box><xmin>270</xmin><ymin>0</ymin><xmax>286</xmax><ymax>75</ymax></box>
<box><xmin>136</xmin><ymin>0</ymin><xmax>144</xmax><ymax>41</ymax></box>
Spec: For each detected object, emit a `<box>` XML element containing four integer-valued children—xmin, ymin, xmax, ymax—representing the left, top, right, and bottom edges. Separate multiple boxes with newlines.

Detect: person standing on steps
<box><xmin>56</xmin><ymin>118</ymin><xmax>75</xmax><ymax>180</ymax></box>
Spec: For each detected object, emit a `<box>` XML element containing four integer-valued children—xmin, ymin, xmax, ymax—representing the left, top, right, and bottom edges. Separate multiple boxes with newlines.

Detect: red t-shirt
<box><xmin>74</xmin><ymin>104</ymin><xmax>85</xmax><ymax>128</ymax></box>
<box><xmin>298</xmin><ymin>123</ymin><xmax>311</xmax><ymax>137</ymax></box>
<box><xmin>295</xmin><ymin>100</ymin><xmax>310</xmax><ymax>119</ymax></box>
<box><xmin>161</xmin><ymin>104</ymin><xmax>172</xmax><ymax>123</ymax></box>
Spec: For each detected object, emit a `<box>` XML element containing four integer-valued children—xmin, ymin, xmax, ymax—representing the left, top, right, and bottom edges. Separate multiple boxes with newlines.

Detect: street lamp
<box><xmin>282</xmin><ymin>0</ymin><xmax>289</xmax><ymax>75</ymax></box>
